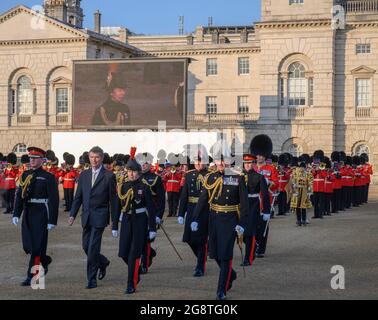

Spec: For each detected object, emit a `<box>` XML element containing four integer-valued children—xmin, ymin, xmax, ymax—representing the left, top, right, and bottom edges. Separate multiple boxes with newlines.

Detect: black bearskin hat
<box><xmin>103</xmin><ymin>153</ymin><xmax>112</xmax><ymax>165</ymax></box>
<box><xmin>21</xmin><ymin>154</ymin><xmax>30</xmax><ymax>164</ymax></box>
<box><xmin>65</xmin><ymin>154</ymin><xmax>75</xmax><ymax>166</ymax></box>
<box><xmin>278</xmin><ymin>154</ymin><xmax>290</xmax><ymax>166</ymax></box>
<box><xmin>324</xmin><ymin>156</ymin><xmax>331</xmax><ymax>169</ymax></box>
<box><xmin>345</xmin><ymin>156</ymin><xmax>352</xmax><ymax>166</ymax></box>
<box><xmin>331</xmin><ymin>151</ymin><xmax>340</xmax><ymax>162</ymax></box>
<box><xmin>352</xmin><ymin>155</ymin><xmax>360</xmax><ymax>166</ymax></box>
<box><xmin>290</xmin><ymin>156</ymin><xmax>299</xmax><ymax>167</ymax></box>
<box><xmin>7</xmin><ymin>152</ymin><xmax>17</xmax><ymax>165</ymax></box>
<box><xmin>360</xmin><ymin>153</ymin><xmax>369</xmax><ymax>163</ymax></box>
<box><xmin>339</xmin><ymin>151</ymin><xmax>347</xmax><ymax>163</ymax></box>
<box><xmin>46</xmin><ymin>150</ymin><xmax>56</xmax><ymax>161</ymax></box>
<box><xmin>313</xmin><ymin>150</ymin><xmax>324</xmax><ymax>162</ymax></box>
<box><xmin>250</xmin><ymin>135</ymin><xmax>273</xmax><ymax>159</ymax></box>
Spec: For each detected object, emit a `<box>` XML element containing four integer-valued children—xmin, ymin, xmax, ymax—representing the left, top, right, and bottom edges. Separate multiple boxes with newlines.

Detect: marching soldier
<box><xmin>61</xmin><ymin>154</ymin><xmax>78</xmax><ymax>212</ymax></box>
<box><xmin>286</xmin><ymin>158</ymin><xmax>313</xmax><ymax>226</ymax></box>
<box><xmin>241</xmin><ymin>154</ymin><xmax>270</xmax><ymax>266</ymax></box>
<box><xmin>277</xmin><ymin>154</ymin><xmax>291</xmax><ymax>216</ymax></box>
<box><xmin>112</xmin><ymin>147</ymin><xmax>156</xmax><ymax>294</ymax></box>
<box><xmin>137</xmin><ymin>152</ymin><xmax>166</xmax><ymax>274</ymax></box>
<box><xmin>324</xmin><ymin>157</ymin><xmax>335</xmax><ymax>216</ymax></box>
<box><xmin>251</xmin><ymin>135</ymin><xmax>276</xmax><ymax>258</ymax></box>
<box><xmin>191</xmin><ymin>141</ymin><xmax>249</xmax><ymax>300</ymax></box>
<box><xmin>12</xmin><ymin>147</ymin><xmax>59</xmax><ymax>286</ymax></box>
<box><xmin>164</xmin><ymin>162</ymin><xmax>182</xmax><ymax>217</ymax></box>
<box><xmin>341</xmin><ymin>156</ymin><xmax>354</xmax><ymax>209</ymax></box>
<box><xmin>361</xmin><ymin>153</ymin><xmax>373</xmax><ymax>204</ymax></box>
<box><xmin>311</xmin><ymin>150</ymin><xmax>327</xmax><ymax>219</ymax></box>
<box><xmin>339</xmin><ymin>152</ymin><xmax>348</xmax><ymax>211</ymax></box>
<box><xmin>331</xmin><ymin>152</ymin><xmax>342</xmax><ymax>214</ymax></box>
<box><xmin>3</xmin><ymin>153</ymin><xmax>18</xmax><ymax>214</ymax></box>
<box><xmin>178</xmin><ymin>148</ymin><xmax>209</xmax><ymax>277</ymax></box>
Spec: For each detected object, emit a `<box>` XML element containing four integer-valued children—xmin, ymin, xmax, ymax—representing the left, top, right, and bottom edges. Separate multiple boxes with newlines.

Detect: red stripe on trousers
<box><xmin>33</xmin><ymin>256</ymin><xmax>41</xmax><ymax>277</ymax></box>
<box><xmin>249</xmin><ymin>236</ymin><xmax>256</xmax><ymax>265</ymax></box>
<box><xmin>133</xmin><ymin>258</ymin><xmax>141</xmax><ymax>289</ymax></box>
<box><xmin>203</xmin><ymin>241</ymin><xmax>208</xmax><ymax>273</ymax></box>
<box><xmin>225</xmin><ymin>260</ymin><xmax>233</xmax><ymax>292</ymax></box>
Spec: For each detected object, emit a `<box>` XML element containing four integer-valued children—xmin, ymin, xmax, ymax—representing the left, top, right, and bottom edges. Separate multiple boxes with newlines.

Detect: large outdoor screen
<box><xmin>73</xmin><ymin>58</ymin><xmax>188</xmax><ymax>129</ymax></box>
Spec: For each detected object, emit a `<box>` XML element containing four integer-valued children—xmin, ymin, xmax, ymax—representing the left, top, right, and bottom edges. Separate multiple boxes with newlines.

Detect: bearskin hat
<box><xmin>359</xmin><ymin>155</ymin><xmax>366</xmax><ymax>165</ymax></box>
<box><xmin>21</xmin><ymin>154</ymin><xmax>30</xmax><ymax>164</ymax></box>
<box><xmin>345</xmin><ymin>156</ymin><xmax>352</xmax><ymax>166</ymax></box>
<box><xmin>301</xmin><ymin>154</ymin><xmax>311</xmax><ymax>165</ymax></box>
<box><xmin>271</xmin><ymin>154</ymin><xmax>279</xmax><ymax>164</ymax></box>
<box><xmin>352</xmin><ymin>155</ymin><xmax>360</xmax><ymax>166</ymax></box>
<box><xmin>250</xmin><ymin>135</ymin><xmax>273</xmax><ymax>159</ymax></box>
<box><xmin>313</xmin><ymin>150</ymin><xmax>324</xmax><ymax>162</ymax></box>
<box><xmin>46</xmin><ymin>150</ymin><xmax>56</xmax><ymax>161</ymax></box>
<box><xmin>103</xmin><ymin>153</ymin><xmax>112</xmax><ymax>165</ymax></box>
<box><xmin>339</xmin><ymin>151</ymin><xmax>347</xmax><ymax>163</ymax></box>
<box><xmin>360</xmin><ymin>153</ymin><xmax>369</xmax><ymax>163</ymax></box>
<box><xmin>278</xmin><ymin>153</ymin><xmax>290</xmax><ymax>166</ymax></box>
<box><xmin>324</xmin><ymin>156</ymin><xmax>331</xmax><ymax>169</ymax></box>
<box><xmin>83</xmin><ymin>152</ymin><xmax>90</xmax><ymax>164</ymax></box>
<box><xmin>331</xmin><ymin>151</ymin><xmax>340</xmax><ymax>162</ymax></box>
<box><xmin>7</xmin><ymin>152</ymin><xmax>17</xmax><ymax>165</ymax></box>
<box><xmin>65</xmin><ymin>154</ymin><xmax>75</xmax><ymax>166</ymax></box>
<box><xmin>290</xmin><ymin>156</ymin><xmax>299</xmax><ymax>167</ymax></box>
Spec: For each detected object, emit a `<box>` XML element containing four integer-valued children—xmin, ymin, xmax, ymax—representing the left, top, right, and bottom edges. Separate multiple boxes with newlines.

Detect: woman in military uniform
<box><xmin>113</xmin><ymin>147</ymin><xmax>156</xmax><ymax>294</ymax></box>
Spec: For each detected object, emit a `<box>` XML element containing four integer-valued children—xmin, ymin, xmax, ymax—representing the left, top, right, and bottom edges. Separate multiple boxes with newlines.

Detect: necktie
<box><xmin>92</xmin><ymin>171</ymin><xmax>98</xmax><ymax>187</ymax></box>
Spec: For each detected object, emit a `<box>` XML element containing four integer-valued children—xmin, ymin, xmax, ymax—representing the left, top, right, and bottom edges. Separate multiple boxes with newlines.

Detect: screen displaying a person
<box><xmin>92</xmin><ymin>72</ymin><xmax>131</xmax><ymax>126</ymax></box>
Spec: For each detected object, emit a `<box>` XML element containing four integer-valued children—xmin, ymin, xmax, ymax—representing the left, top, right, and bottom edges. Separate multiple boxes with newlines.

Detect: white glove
<box><xmin>155</xmin><ymin>217</ymin><xmax>162</xmax><ymax>225</ymax></box>
<box><xmin>191</xmin><ymin>222</ymin><xmax>198</xmax><ymax>232</ymax></box>
<box><xmin>47</xmin><ymin>224</ymin><xmax>56</xmax><ymax>230</ymax></box>
<box><xmin>263</xmin><ymin>214</ymin><xmax>271</xmax><ymax>222</ymax></box>
<box><xmin>12</xmin><ymin>217</ymin><xmax>19</xmax><ymax>226</ymax></box>
<box><xmin>149</xmin><ymin>231</ymin><xmax>157</xmax><ymax>240</ymax></box>
<box><xmin>235</xmin><ymin>225</ymin><xmax>244</xmax><ymax>235</ymax></box>
<box><xmin>178</xmin><ymin>217</ymin><xmax>184</xmax><ymax>225</ymax></box>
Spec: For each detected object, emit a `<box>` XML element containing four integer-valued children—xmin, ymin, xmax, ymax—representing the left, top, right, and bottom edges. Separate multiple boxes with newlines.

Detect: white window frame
<box><xmin>356</xmin><ymin>44</ymin><xmax>371</xmax><ymax>54</ymax></box>
<box><xmin>355</xmin><ymin>78</ymin><xmax>372</xmax><ymax>108</ymax></box>
<box><xmin>56</xmin><ymin>87</ymin><xmax>69</xmax><ymax>114</ymax></box>
<box><xmin>206</xmin><ymin>58</ymin><xmax>218</xmax><ymax>76</ymax></box>
<box><xmin>238</xmin><ymin>96</ymin><xmax>249</xmax><ymax>114</ymax></box>
<box><xmin>238</xmin><ymin>57</ymin><xmax>250</xmax><ymax>75</ymax></box>
<box><xmin>16</xmin><ymin>75</ymin><xmax>34</xmax><ymax>115</ymax></box>
<box><xmin>206</xmin><ymin>96</ymin><xmax>217</xmax><ymax>114</ymax></box>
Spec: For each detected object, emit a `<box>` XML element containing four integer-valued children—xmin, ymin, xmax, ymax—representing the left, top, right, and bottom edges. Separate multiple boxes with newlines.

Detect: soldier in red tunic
<box><xmin>61</xmin><ymin>154</ymin><xmax>78</xmax><ymax>212</ymax></box>
<box><xmin>3</xmin><ymin>153</ymin><xmax>18</xmax><ymax>214</ymax></box>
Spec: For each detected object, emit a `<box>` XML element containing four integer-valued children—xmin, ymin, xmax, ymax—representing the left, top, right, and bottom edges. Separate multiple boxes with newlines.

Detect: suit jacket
<box><xmin>70</xmin><ymin>166</ymin><xmax>118</xmax><ymax>229</ymax></box>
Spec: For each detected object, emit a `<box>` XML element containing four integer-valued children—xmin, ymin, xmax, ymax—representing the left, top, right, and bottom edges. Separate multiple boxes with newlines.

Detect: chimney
<box><xmin>94</xmin><ymin>10</ymin><xmax>101</xmax><ymax>33</ymax></box>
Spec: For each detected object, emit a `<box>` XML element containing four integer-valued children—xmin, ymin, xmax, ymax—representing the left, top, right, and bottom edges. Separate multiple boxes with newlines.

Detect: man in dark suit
<box><xmin>68</xmin><ymin>146</ymin><xmax>118</xmax><ymax>289</ymax></box>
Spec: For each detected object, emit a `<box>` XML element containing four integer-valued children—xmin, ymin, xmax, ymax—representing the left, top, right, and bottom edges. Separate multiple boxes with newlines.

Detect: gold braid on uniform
<box><xmin>118</xmin><ymin>186</ymin><xmax>134</xmax><ymax>213</ymax></box>
<box><xmin>196</xmin><ymin>174</ymin><xmax>205</xmax><ymax>191</ymax></box>
<box><xmin>19</xmin><ymin>174</ymin><xmax>33</xmax><ymax>199</ymax></box>
<box><xmin>203</xmin><ymin>171</ymin><xmax>223</xmax><ymax>204</ymax></box>
<box><xmin>142</xmin><ymin>176</ymin><xmax>158</xmax><ymax>196</ymax></box>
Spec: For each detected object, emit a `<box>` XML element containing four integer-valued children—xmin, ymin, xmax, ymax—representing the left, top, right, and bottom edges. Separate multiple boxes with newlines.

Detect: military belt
<box><xmin>188</xmin><ymin>196</ymin><xmax>199</xmax><ymax>203</ymax></box>
<box><xmin>28</xmin><ymin>198</ymin><xmax>48</xmax><ymax>204</ymax></box>
<box><xmin>210</xmin><ymin>203</ymin><xmax>240</xmax><ymax>213</ymax></box>
<box><xmin>248</xmin><ymin>193</ymin><xmax>260</xmax><ymax>198</ymax></box>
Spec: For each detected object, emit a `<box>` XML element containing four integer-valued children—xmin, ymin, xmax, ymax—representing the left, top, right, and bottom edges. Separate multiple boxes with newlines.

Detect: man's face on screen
<box><xmin>110</xmin><ymin>88</ymin><xmax>126</xmax><ymax>102</ymax></box>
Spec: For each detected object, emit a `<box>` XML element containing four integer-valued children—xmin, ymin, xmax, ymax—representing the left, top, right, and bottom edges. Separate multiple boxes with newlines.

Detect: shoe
<box><xmin>86</xmin><ymin>281</ymin><xmax>97</xmax><ymax>289</ymax></box>
<box><xmin>42</xmin><ymin>256</ymin><xmax>53</xmax><ymax>275</ymax></box>
<box><xmin>297</xmin><ymin>221</ymin><xmax>302</xmax><ymax>226</ymax></box>
<box><xmin>240</xmin><ymin>261</ymin><xmax>251</xmax><ymax>267</ymax></box>
<box><xmin>227</xmin><ymin>271</ymin><xmax>237</xmax><ymax>291</ymax></box>
<box><xmin>216</xmin><ymin>291</ymin><xmax>226</xmax><ymax>300</ymax></box>
<box><xmin>193</xmin><ymin>269</ymin><xmax>204</xmax><ymax>277</ymax></box>
<box><xmin>148</xmin><ymin>248</ymin><xmax>157</xmax><ymax>268</ymax></box>
<box><xmin>20</xmin><ymin>278</ymin><xmax>31</xmax><ymax>287</ymax></box>
<box><xmin>3</xmin><ymin>210</ymin><xmax>10</xmax><ymax>214</ymax></box>
<box><xmin>98</xmin><ymin>261</ymin><xmax>110</xmax><ymax>280</ymax></box>
<box><xmin>125</xmin><ymin>286</ymin><xmax>136</xmax><ymax>294</ymax></box>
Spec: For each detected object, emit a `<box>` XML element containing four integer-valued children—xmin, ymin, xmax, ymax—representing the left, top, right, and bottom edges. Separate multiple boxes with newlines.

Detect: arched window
<box><xmin>288</xmin><ymin>62</ymin><xmax>306</xmax><ymax>106</ymax></box>
<box><xmin>287</xmin><ymin>143</ymin><xmax>303</xmax><ymax>157</ymax></box>
<box><xmin>17</xmin><ymin>76</ymin><xmax>34</xmax><ymax>115</ymax></box>
<box><xmin>353</xmin><ymin>144</ymin><xmax>370</xmax><ymax>156</ymax></box>
<box><xmin>13</xmin><ymin>143</ymin><xmax>28</xmax><ymax>154</ymax></box>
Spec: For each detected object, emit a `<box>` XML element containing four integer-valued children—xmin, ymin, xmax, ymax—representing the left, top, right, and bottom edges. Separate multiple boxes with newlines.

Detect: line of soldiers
<box><xmin>6</xmin><ymin>135</ymin><xmax>373</xmax><ymax>300</ymax></box>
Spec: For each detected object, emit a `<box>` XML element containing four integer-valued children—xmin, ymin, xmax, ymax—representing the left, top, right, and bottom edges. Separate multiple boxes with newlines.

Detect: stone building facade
<box><xmin>0</xmin><ymin>0</ymin><xmax>377</xmax><ymax>181</ymax></box>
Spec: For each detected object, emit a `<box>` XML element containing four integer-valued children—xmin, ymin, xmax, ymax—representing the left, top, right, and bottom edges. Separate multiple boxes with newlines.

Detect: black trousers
<box><xmin>82</xmin><ymin>225</ymin><xmax>109</xmax><ymax>283</ymax></box>
<box><xmin>296</xmin><ymin>208</ymin><xmax>307</xmax><ymax>224</ymax></box>
<box><xmin>332</xmin><ymin>189</ymin><xmax>342</xmax><ymax>213</ymax></box>
<box><xmin>141</xmin><ymin>240</ymin><xmax>156</xmax><ymax>272</ymax></box>
<box><xmin>313</xmin><ymin>192</ymin><xmax>325</xmax><ymax>218</ymax></box>
<box><xmin>324</xmin><ymin>193</ymin><xmax>332</xmax><ymax>215</ymax></box>
<box><xmin>352</xmin><ymin>186</ymin><xmax>361</xmax><ymax>206</ymax></box>
<box><xmin>167</xmin><ymin>192</ymin><xmax>179</xmax><ymax>216</ymax></box>
<box><xmin>4</xmin><ymin>188</ymin><xmax>16</xmax><ymax>212</ymax></box>
<box><xmin>344</xmin><ymin>186</ymin><xmax>353</xmax><ymax>209</ymax></box>
<box><xmin>27</xmin><ymin>232</ymin><xmax>49</xmax><ymax>280</ymax></box>
<box><xmin>277</xmin><ymin>191</ymin><xmax>288</xmax><ymax>215</ymax></box>
<box><xmin>63</xmin><ymin>188</ymin><xmax>75</xmax><ymax>211</ymax></box>
<box><xmin>256</xmin><ymin>218</ymin><xmax>269</xmax><ymax>255</ymax></box>
<box><xmin>364</xmin><ymin>184</ymin><xmax>370</xmax><ymax>203</ymax></box>
<box><xmin>340</xmin><ymin>187</ymin><xmax>347</xmax><ymax>211</ymax></box>
<box><xmin>122</xmin><ymin>257</ymin><xmax>141</xmax><ymax>289</ymax></box>
<box><xmin>215</xmin><ymin>259</ymin><xmax>236</xmax><ymax>295</ymax></box>
<box><xmin>189</xmin><ymin>241</ymin><xmax>208</xmax><ymax>273</ymax></box>
<box><xmin>243</xmin><ymin>236</ymin><xmax>256</xmax><ymax>265</ymax></box>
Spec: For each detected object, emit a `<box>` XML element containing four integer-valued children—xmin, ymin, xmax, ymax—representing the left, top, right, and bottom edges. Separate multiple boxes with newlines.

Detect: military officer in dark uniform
<box><xmin>136</xmin><ymin>152</ymin><xmax>166</xmax><ymax>274</ymax></box>
<box><xmin>178</xmin><ymin>149</ymin><xmax>209</xmax><ymax>277</ymax></box>
<box><xmin>12</xmin><ymin>147</ymin><xmax>59</xmax><ymax>286</ymax></box>
<box><xmin>191</xmin><ymin>141</ymin><xmax>249</xmax><ymax>300</ymax></box>
<box><xmin>113</xmin><ymin>147</ymin><xmax>157</xmax><ymax>294</ymax></box>
<box><xmin>241</xmin><ymin>154</ymin><xmax>271</xmax><ymax>266</ymax></box>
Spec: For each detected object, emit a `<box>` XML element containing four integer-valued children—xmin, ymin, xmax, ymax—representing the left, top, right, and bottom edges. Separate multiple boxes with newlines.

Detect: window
<box><xmin>354</xmin><ymin>144</ymin><xmax>370</xmax><ymax>156</ymax></box>
<box><xmin>280</xmin><ymin>78</ymin><xmax>285</xmax><ymax>106</ymax></box>
<box><xmin>206</xmin><ymin>96</ymin><xmax>217</xmax><ymax>114</ymax></box>
<box><xmin>288</xmin><ymin>62</ymin><xmax>306</xmax><ymax>106</ymax></box>
<box><xmin>356</xmin><ymin>44</ymin><xmax>371</xmax><ymax>54</ymax></box>
<box><xmin>13</xmin><ymin>143</ymin><xmax>28</xmax><ymax>154</ymax></box>
<box><xmin>356</xmin><ymin>79</ymin><xmax>372</xmax><ymax>107</ymax></box>
<box><xmin>17</xmin><ymin>76</ymin><xmax>33</xmax><ymax>115</ymax></box>
<box><xmin>56</xmin><ymin>88</ymin><xmax>69</xmax><ymax>114</ymax></box>
<box><xmin>95</xmin><ymin>48</ymin><xmax>101</xmax><ymax>59</ymax></box>
<box><xmin>287</xmin><ymin>143</ymin><xmax>303</xmax><ymax>157</ymax></box>
<box><xmin>11</xmin><ymin>89</ymin><xmax>16</xmax><ymax>114</ymax></box>
<box><xmin>206</xmin><ymin>58</ymin><xmax>218</xmax><ymax>76</ymax></box>
<box><xmin>290</xmin><ymin>0</ymin><xmax>304</xmax><ymax>4</ymax></box>
<box><xmin>309</xmin><ymin>78</ymin><xmax>314</xmax><ymax>106</ymax></box>
<box><xmin>238</xmin><ymin>57</ymin><xmax>249</xmax><ymax>75</ymax></box>
<box><xmin>238</xmin><ymin>96</ymin><xmax>249</xmax><ymax>114</ymax></box>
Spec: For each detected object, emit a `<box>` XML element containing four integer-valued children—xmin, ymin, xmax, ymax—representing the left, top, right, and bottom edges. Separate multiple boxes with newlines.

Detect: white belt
<box><xmin>325</xmin><ymin>182</ymin><xmax>333</xmax><ymax>184</ymax></box>
<box><xmin>279</xmin><ymin>180</ymin><xmax>288</xmax><ymax>183</ymax></box>
<box><xmin>167</xmin><ymin>180</ymin><xmax>179</xmax><ymax>183</ymax></box>
<box><xmin>119</xmin><ymin>207</ymin><xmax>147</xmax><ymax>222</ymax></box>
<box><xmin>28</xmin><ymin>198</ymin><xmax>48</xmax><ymax>204</ymax></box>
<box><xmin>64</xmin><ymin>179</ymin><xmax>75</xmax><ymax>181</ymax></box>
<box><xmin>342</xmin><ymin>176</ymin><xmax>352</xmax><ymax>179</ymax></box>
<box><xmin>248</xmin><ymin>193</ymin><xmax>260</xmax><ymax>198</ymax></box>
<box><xmin>5</xmin><ymin>178</ymin><xmax>15</xmax><ymax>180</ymax></box>
<box><xmin>314</xmin><ymin>179</ymin><xmax>325</xmax><ymax>182</ymax></box>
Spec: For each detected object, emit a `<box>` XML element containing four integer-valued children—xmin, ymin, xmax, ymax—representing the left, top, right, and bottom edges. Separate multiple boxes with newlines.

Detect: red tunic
<box><xmin>164</xmin><ymin>171</ymin><xmax>182</xmax><ymax>193</ymax></box>
<box><xmin>62</xmin><ymin>169</ymin><xmax>79</xmax><ymax>189</ymax></box>
<box><xmin>312</xmin><ymin>169</ymin><xmax>327</xmax><ymax>193</ymax></box>
<box><xmin>3</xmin><ymin>167</ymin><xmax>17</xmax><ymax>190</ymax></box>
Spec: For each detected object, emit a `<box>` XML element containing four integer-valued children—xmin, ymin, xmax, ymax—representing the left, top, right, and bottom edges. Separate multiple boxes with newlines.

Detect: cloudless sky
<box><xmin>0</xmin><ymin>0</ymin><xmax>261</xmax><ymax>35</ymax></box>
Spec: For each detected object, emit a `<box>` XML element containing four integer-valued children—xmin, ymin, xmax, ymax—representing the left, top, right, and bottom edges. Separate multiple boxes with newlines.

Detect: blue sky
<box><xmin>0</xmin><ymin>0</ymin><xmax>261</xmax><ymax>35</ymax></box>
